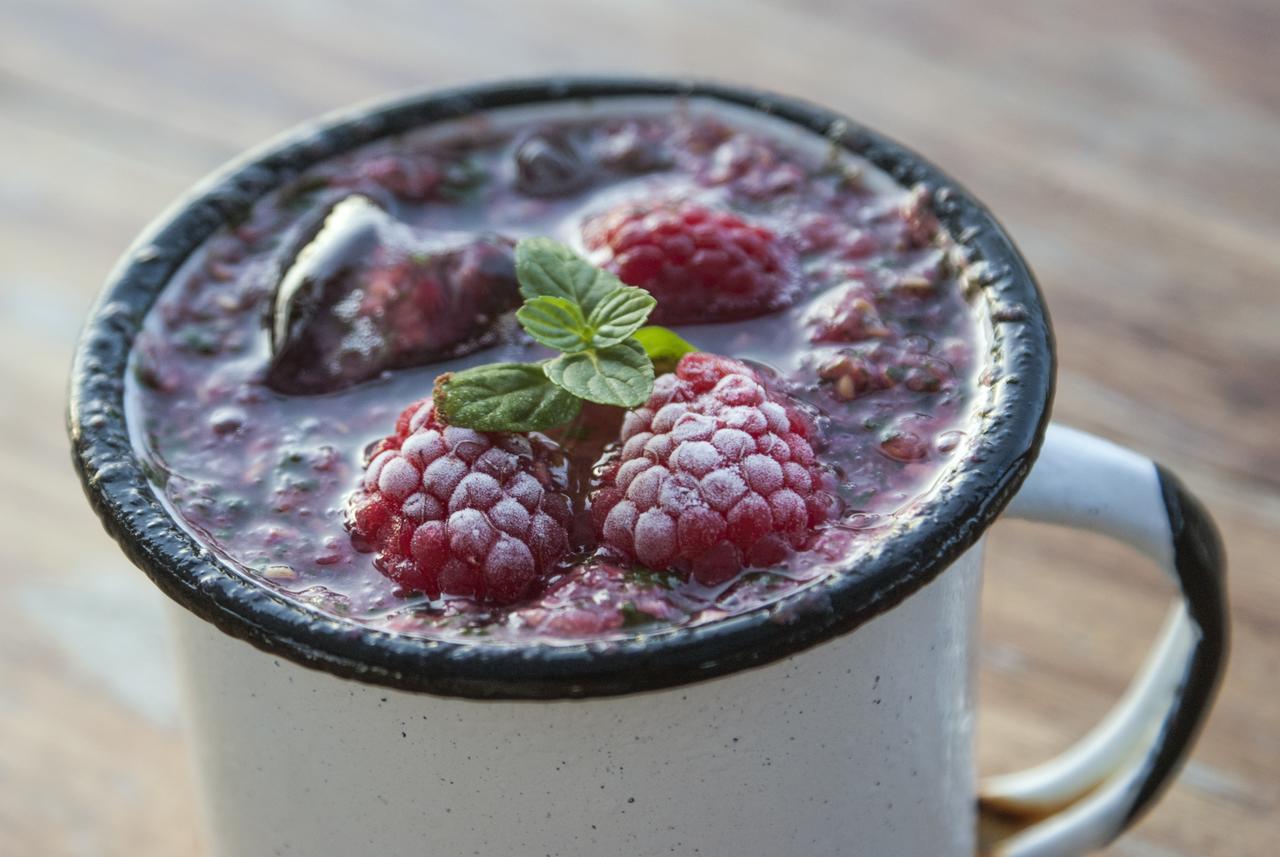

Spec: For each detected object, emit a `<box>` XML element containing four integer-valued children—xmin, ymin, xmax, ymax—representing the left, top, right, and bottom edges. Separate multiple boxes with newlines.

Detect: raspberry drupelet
<box><xmin>591</xmin><ymin>353</ymin><xmax>839</xmax><ymax>585</ymax></box>
<box><xmin>348</xmin><ymin>399</ymin><xmax>573</xmax><ymax>604</ymax></box>
<box><xmin>582</xmin><ymin>200</ymin><xmax>797</xmax><ymax>325</ymax></box>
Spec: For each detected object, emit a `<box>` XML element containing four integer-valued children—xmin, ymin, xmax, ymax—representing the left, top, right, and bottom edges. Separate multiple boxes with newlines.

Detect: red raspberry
<box><xmin>582</xmin><ymin>201</ymin><xmax>797</xmax><ymax>325</ymax></box>
<box><xmin>347</xmin><ymin>399</ymin><xmax>572</xmax><ymax>604</ymax></box>
<box><xmin>591</xmin><ymin>353</ymin><xmax>838</xmax><ymax>585</ymax></box>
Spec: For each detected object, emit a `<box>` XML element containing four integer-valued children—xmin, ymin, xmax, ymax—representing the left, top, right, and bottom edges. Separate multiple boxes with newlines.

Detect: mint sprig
<box><xmin>434</xmin><ymin>238</ymin><xmax>690</xmax><ymax>431</ymax></box>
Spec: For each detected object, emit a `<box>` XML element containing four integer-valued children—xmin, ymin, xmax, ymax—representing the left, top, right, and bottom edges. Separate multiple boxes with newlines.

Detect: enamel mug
<box><xmin>69</xmin><ymin>79</ymin><xmax>1227</xmax><ymax>857</ymax></box>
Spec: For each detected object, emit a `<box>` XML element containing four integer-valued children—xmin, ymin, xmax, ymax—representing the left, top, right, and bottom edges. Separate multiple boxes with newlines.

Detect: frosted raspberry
<box><xmin>582</xmin><ymin>201</ymin><xmax>798</xmax><ymax>325</ymax></box>
<box><xmin>591</xmin><ymin>353</ymin><xmax>838</xmax><ymax>585</ymax></box>
<box><xmin>347</xmin><ymin>399</ymin><xmax>572</xmax><ymax>604</ymax></box>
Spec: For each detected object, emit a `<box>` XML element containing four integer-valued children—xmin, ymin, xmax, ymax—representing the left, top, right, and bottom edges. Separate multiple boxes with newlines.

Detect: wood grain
<box><xmin>1</xmin><ymin>1</ymin><xmax>1276</xmax><ymax>854</ymax></box>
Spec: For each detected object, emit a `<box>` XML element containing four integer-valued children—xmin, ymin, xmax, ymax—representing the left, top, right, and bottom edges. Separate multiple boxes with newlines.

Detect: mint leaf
<box><xmin>632</xmin><ymin>325</ymin><xmax>698</xmax><ymax>373</ymax></box>
<box><xmin>544</xmin><ymin>340</ymin><xmax>654</xmax><ymax>408</ymax></box>
<box><xmin>586</xmin><ymin>286</ymin><xmax>657</xmax><ymax>348</ymax></box>
<box><xmin>434</xmin><ymin>237</ymin><xmax>676</xmax><ymax>429</ymax></box>
<box><xmin>619</xmin><ymin>601</ymin><xmax>661</xmax><ymax>628</ymax></box>
<box><xmin>515</xmin><ymin>237</ymin><xmax>621</xmax><ymax>317</ymax></box>
<box><xmin>515</xmin><ymin>295</ymin><xmax>591</xmax><ymax>352</ymax></box>
<box><xmin>434</xmin><ymin>363</ymin><xmax>581</xmax><ymax>431</ymax></box>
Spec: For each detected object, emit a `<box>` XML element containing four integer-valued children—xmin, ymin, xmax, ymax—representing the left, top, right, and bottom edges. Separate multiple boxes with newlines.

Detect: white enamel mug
<box><xmin>69</xmin><ymin>79</ymin><xmax>1227</xmax><ymax>857</ymax></box>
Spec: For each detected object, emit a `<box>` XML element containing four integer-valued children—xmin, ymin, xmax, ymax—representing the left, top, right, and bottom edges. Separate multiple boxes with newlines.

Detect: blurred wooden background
<box><xmin>1</xmin><ymin>1</ymin><xmax>1276</xmax><ymax>854</ymax></box>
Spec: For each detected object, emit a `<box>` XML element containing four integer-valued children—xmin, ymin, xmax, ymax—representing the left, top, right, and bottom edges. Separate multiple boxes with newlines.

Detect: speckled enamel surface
<box><xmin>173</xmin><ymin>547</ymin><xmax>983</xmax><ymax>857</ymax></box>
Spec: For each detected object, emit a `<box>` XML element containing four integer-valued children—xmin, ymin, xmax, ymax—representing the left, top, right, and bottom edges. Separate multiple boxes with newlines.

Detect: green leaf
<box><xmin>632</xmin><ymin>325</ymin><xmax>698</xmax><ymax>373</ymax></box>
<box><xmin>515</xmin><ymin>296</ymin><xmax>592</xmax><ymax>352</ymax></box>
<box><xmin>619</xmin><ymin>601</ymin><xmax>661</xmax><ymax>628</ymax></box>
<box><xmin>515</xmin><ymin>237</ymin><xmax>623</xmax><ymax>317</ymax></box>
<box><xmin>544</xmin><ymin>340</ymin><xmax>655</xmax><ymax>408</ymax></box>
<box><xmin>433</xmin><ymin>363</ymin><xmax>581</xmax><ymax>432</ymax></box>
<box><xmin>586</xmin><ymin>286</ymin><xmax>657</xmax><ymax>348</ymax></box>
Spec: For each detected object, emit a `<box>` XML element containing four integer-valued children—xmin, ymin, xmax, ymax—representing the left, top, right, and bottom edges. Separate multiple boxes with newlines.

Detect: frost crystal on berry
<box><xmin>347</xmin><ymin>399</ymin><xmax>572</xmax><ymax>603</ymax></box>
<box><xmin>591</xmin><ymin>353</ymin><xmax>838</xmax><ymax>584</ymax></box>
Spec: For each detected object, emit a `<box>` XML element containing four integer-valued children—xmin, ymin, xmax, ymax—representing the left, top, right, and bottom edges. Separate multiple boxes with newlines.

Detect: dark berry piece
<box><xmin>582</xmin><ymin>201</ymin><xmax>799</xmax><ymax>325</ymax></box>
<box><xmin>897</xmin><ymin>185</ymin><xmax>940</xmax><ymax>249</ymax></box>
<box><xmin>266</xmin><ymin>196</ymin><xmax>519</xmax><ymax>394</ymax></box>
<box><xmin>347</xmin><ymin>399</ymin><xmax>572</xmax><ymax>604</ymax></box>
<box><xmin>594</xmin><ymin>121</ymin><xmax>672</xmax><ymax>173</ymax></box>
<box><xmin>591</xmin><ymin>353</ymin><xmax>838</xmax><ymax>584</ymax></box>
<box><xmin>513</xmin><ymin>131</ymin><xmax>591</xmax><ymax>198</ymax></box>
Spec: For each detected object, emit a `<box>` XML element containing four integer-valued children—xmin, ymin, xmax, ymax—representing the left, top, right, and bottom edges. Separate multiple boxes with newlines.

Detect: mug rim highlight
<box><xmin>67</xmin><ymin>76</ymin><xmax>1055</xmax><ymax>699</ymax></box>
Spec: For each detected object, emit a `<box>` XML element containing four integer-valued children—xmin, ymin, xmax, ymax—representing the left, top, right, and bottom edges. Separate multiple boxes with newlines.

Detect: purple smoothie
<box><xmin>126</xmin><ymin>100</ymin><xmax>988</xmax><ymax>643</ymax></box>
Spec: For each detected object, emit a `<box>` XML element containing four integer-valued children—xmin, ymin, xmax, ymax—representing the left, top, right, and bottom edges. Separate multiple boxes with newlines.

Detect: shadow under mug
<box><xmin>68</xmin><ymin>78</ymin><xmax>1227</xmax><ymax>857</ymax></box>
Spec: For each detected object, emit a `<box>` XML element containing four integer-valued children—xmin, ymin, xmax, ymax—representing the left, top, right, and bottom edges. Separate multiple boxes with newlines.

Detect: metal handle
<box><xmin>977</xmin><ymin>424</ymin><xmax>1228</xmax><ymax>857</ymax></box>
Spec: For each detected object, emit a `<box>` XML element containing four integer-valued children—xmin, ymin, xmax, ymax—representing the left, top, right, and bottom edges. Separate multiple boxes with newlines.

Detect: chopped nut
<box><xmin>263</xmin><ymin>564</ymin><xmax>299</xmax><ymax>580</ymax></box>
<box><xmin>835</xmin><ymin>374</ymin><xmax>857</xmax><ymax>401</ymax></box>
<box><xmin>817</xmin><ymin>353</ymin><xmax>855</xmax><ymax>380</ymax></box>
<box><xmin>894</xmin><ymin>275</ymin><xmax>934</xmax><ymax>295</ymax></box>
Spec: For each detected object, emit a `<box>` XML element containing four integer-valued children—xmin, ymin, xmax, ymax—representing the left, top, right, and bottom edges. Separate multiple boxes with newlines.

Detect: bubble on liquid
<box><xmin>209</xmin><ymin>406</ymin><xmax>246</xmax><ymax>436</ymax></box>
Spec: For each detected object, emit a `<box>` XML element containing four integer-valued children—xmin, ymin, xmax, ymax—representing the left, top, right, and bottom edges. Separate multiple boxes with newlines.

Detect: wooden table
<box><xmin>2</xmin><ymin>1</ymin><xmax>1276</xmax><ymax>854</ymax></box>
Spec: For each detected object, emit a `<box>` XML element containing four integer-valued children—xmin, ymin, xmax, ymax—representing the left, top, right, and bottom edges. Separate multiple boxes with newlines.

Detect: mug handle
<box><xmin>976</xmin><ymin>424</ymin><xmax>1228</xmax><ymax>857</ymax></box>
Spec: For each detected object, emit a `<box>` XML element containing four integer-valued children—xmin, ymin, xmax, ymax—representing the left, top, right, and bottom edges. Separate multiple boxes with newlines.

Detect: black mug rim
<box><xmin>68</xmin><ymin>76</ymin><xmax>1055</xmax><ymax>699</ymax></box>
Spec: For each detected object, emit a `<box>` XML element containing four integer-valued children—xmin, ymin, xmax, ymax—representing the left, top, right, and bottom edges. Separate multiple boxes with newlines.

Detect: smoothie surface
<box><xmin>126</xmin><ymin>99</ymin><xmax>989</xmax><ymax>643</ymax></box>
